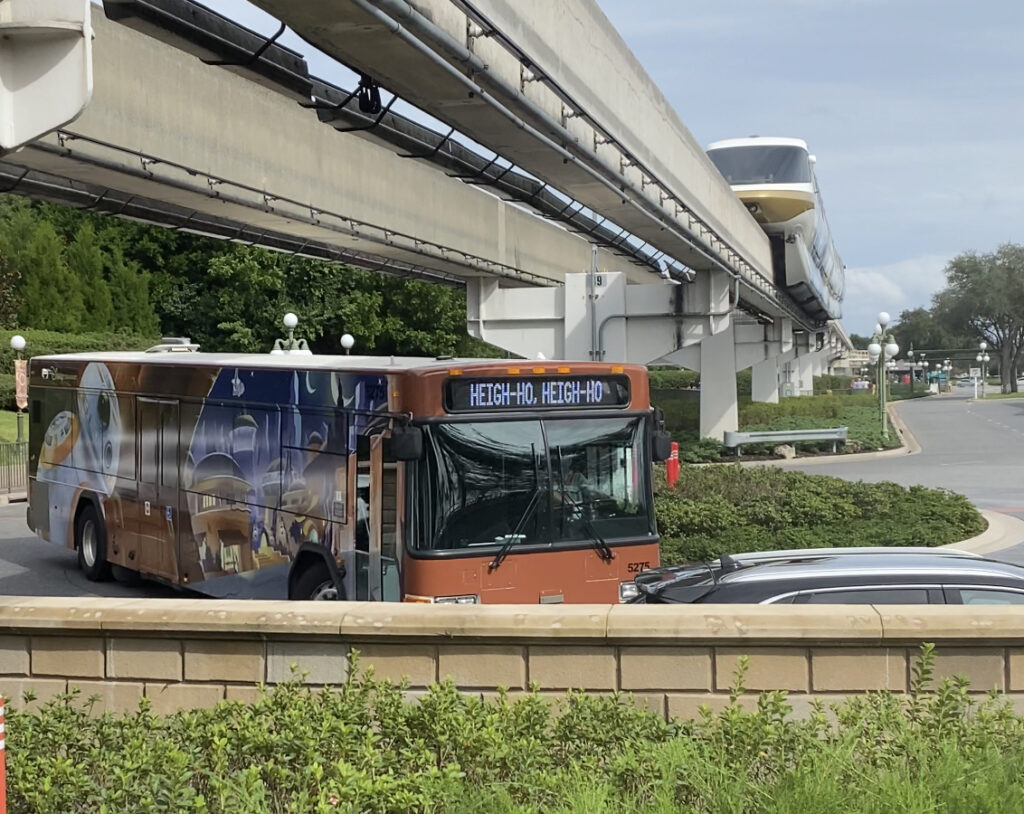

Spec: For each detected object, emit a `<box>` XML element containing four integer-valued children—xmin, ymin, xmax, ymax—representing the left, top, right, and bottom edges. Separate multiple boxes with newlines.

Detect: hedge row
<box><xmin>6</xmin><ymin>647</ymin><xmax>1024</xmax><ymax>813</ymax></box>
<box><xmin>655</xmin><ymin>465</ymin><xmax>985</xmax><ymax>565</ymax></box>
<box><xmin>0</xmin><ymin>330</ymin><xmax>157</xmax><ymax>409</ymax></box>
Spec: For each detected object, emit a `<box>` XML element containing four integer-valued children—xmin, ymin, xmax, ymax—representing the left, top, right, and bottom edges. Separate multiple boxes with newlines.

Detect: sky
<box><xmin>199</xmin><ymin>0</ymin><xmax>1024</xmax><ymax>335</ymax></box>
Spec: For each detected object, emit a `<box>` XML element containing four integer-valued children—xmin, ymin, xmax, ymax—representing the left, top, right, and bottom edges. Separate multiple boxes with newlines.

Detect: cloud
<box><xmin>842</xmin><ymin>253</ymin><xmax>953</xmax><ymax>334</ymax></box>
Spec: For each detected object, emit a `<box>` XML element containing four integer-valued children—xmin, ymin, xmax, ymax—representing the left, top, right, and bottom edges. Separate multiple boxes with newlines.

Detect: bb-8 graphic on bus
<box><xmin>37</xmin><ymin>363</ymin><xmax>122</xmax><ymax>547</ymax></box>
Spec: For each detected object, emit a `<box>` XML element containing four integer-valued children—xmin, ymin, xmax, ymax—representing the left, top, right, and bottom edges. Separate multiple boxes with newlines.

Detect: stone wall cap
<box><xmin>0</xmin><ymin>596</ymin><xmax>144</xmax><ymax>630</ymax></box>
<box><xmin>878</xmin><ymin>605</ymin><xmax>1024</xmax><ymax>641</ymax></box>
<box><xmin>339</xmin><ymin>602</ymin><xmax>610</xmax><ymax>639</ymax></box>
<box><xmin>607</xmin><ymin>604</ymin><xmax>883</xmax><ymax>642</ymax></box>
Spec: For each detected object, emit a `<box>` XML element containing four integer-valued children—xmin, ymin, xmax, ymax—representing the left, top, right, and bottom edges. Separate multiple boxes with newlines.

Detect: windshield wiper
<box><xmin>489</xmin><ymin>486</ymin><xmax>545</xmax><ymax>571</ymax></box>
<box><xmin>561</xmin><ymin>491</ymin><xmax>614</xmax><ymax>563</ymax></box>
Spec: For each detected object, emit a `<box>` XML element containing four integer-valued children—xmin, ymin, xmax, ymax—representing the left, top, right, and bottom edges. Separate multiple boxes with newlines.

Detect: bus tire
<box><xmin>76</xmin><ymin>502</ymin><xmax>112</xmax><ymax>582</ymax></box>
<box><xmin>292</xmin><ymin>561</ymin><xmax>346</xmax><ymax>601</ymax></box>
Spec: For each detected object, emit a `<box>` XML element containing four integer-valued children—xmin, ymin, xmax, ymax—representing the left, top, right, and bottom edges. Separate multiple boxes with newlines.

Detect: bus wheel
<box><xmin>76</xmin><ymin>503</ymin><xmax>112</xmax><ymax>581</ymax></box>
<box><xmin>293</xmin><ymin>562</ymin><xmax>345</xmax><ymax>601</ymax></box>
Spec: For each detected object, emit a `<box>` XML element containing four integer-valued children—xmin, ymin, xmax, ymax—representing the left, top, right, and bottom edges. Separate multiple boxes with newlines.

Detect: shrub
<box><xmin>7</xmin><ymin>647</ymin><xmax>1024</xmax><ymax>813</ymax></box>
<box><xmin>655</xmin><ymin>465</ymin><xmax>985</xmax><ymax>564</ymax></box>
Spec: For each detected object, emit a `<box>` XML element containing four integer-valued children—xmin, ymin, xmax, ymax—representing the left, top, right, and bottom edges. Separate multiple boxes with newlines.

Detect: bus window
<box><xmin>416</xmin><ymin>420</ymin><xmax>548</xmax><ymax>551</ymax></box>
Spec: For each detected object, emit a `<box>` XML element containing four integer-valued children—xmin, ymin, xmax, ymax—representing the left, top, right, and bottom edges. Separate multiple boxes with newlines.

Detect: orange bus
<box><xmin>26</xmin><ymin>346</ymin><xmax>669</xmax><ymax>603</ymax></box>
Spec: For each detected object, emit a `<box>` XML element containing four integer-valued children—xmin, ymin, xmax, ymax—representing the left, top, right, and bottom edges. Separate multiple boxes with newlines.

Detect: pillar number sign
<box><xmin>969</xmin><ymin>367</ymin><xmax>981</xmax><ymax>380</ymax></box>
<box><xmin>14</xmin><ymin>359</ymin><xmax>27</xmax><ymax>410</ymax></box>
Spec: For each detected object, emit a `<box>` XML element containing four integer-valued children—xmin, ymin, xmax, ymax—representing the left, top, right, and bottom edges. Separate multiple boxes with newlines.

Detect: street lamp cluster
<box><xmin>976</xmin><ymin>341</ymin><xmax>991</xmax><ymax>397</ymax></box>
<box><xmin>269</xmin><ymin>313</ymin><xmax>356</xmax><ymax>356</ymax></box>
<box><xmin>867</xmin><ymin>312</ymin><xmax>899</xmax><ymax>441</ymax></box>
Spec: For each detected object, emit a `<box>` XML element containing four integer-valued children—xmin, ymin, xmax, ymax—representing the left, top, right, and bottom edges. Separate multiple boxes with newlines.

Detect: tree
<box><xmin>0</xmin><ymin>200</ymin><xmax>84</xmax><ymax>332</ymax></box>
<box><xmin>932</xmin><ymin>244</ymin><xmax>1024</xmax><ymax>393</ymax></box>
<box><xmin>0</xmin><ymin>251</ymin><xmax>20</xmax><ymax>328</ymax></box>
<box><xmin>66</xmin><ymin>223</ymin><xmax>114</xmax><ymax>331</ymax></box>
<box><xmin>105</xmin><ymin>244</ymin><xmax>159</xmax><ymax>336</ymax></box>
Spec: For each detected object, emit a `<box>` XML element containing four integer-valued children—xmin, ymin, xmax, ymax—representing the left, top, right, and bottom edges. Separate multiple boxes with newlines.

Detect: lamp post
<box><xmin>907</xmin><ymin>348</ymin><xmax>915</xmax><ymax>394</ymax></box>
<box><xmin>943</xmin><ymin>360</ymin><xmax>952</xmax><ymax>393</ymax></box>
<box><xmin>977</xmin><ymin>342</ymin><xmax>990</xmax><ymax>398</ymax></box>
<box><xmin>867</xmin><ymin>311</ymin><xmax>900</xmax><ymax>441</ymax></box>
<box><xmin>9</xmin><ymin>335</ymin><xmax>26</xmax><ymax>443</ymax></box>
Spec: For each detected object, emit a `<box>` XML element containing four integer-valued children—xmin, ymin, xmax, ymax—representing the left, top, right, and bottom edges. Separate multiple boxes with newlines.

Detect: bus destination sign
<box><xmin>445</xmin><ymin>375</ymin><xmax>630</xmax><ymax>412</ymax></box>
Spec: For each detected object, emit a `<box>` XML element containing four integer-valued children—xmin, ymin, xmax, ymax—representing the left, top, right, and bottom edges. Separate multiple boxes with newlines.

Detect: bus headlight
<box><xmin>433</xmin><ymin>594</ymin><xmax>480</xmax><ymax>605</ymax></box>
<box><xmin>618</xmin><ymin>581</ymin><xmax>640</xmax><ymax>603</ymax></box>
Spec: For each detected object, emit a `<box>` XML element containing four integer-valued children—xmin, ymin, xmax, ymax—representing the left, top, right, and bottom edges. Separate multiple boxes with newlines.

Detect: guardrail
<box><xmin>0</xmin><ymin>442</ymin><xmax>27</xmax><ymax>496</ymax></box>
<box><xmin>723</xmin><ymin>427</ymin><xmax>848</xmax><ymax>458</ymax></box>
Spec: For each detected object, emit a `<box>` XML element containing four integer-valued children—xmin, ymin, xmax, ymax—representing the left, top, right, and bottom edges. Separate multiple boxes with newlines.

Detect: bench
<box><xmin>722</xmin><ymin>427</ymin><xmax>848</xmax><ymax>458</ymax></box>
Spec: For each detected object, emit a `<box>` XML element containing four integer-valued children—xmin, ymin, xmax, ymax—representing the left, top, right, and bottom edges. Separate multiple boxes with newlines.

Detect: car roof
<box><xmin>718</xmin><ymin>551</ymin><xmax>1022</xmax><ymax>585</ymax></box>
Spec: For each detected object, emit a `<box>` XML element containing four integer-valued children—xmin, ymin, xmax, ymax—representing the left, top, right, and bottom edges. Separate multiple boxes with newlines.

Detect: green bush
<box><xmin>0</xmin><ymin>330</ymin><xmax>157</xmax><ymax>408</ymax></box>
<box><xmin>655</xmin><ymin>464</ymin><xmax>985</xmax><ymax>564</ymax></box>
<box><xmin>646</xmin><ymin>367</ymin><xmax>700</xmax><ymax>390</ymax></box>
<box><xmin>814</xmin><ymin>373</ymin><xmax>855</xmax><ymax>394</ymax></box>
<box><xmin>7</xmin><ymin>647</ymin><xmax>1024</xmax><ymax>813</ymax></box>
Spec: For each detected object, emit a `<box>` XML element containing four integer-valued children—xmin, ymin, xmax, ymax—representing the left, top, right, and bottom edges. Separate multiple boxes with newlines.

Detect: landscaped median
<box><xmin>655</xmin><ymin>464</ymin><xmax>986</xmax><ymax>565</ymax></box>
<box><xmin>4</xmin><ymin>599</ymin><xmax>1024</xmax><ymax>812</ymax></box>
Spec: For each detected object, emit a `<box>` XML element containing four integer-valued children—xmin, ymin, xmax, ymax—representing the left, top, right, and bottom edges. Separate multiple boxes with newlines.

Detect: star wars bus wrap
<box><xmin>28</xmin><ymin>358</ymin><xmax>391</xmax><ymax>599</ymax></box>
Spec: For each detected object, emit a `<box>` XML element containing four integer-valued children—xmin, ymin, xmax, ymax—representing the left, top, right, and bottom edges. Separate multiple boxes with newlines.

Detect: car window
<box><xmin>956</xmin><ymin>588</ymin><xmax>1024</xmax><ymax>606</ymax></box>
<box><xmin>799</xmin><ymin>587</ymin><xmax>931</xmax><ymax>605</ymax></box>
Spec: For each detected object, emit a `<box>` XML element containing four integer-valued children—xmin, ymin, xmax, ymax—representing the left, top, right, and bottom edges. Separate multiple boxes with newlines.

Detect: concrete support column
<box><xmin>699</xmin><ymin>322</ymin><xmax>738</xmax><ymax>439</ymax></box>
<box><xmin>795</xmin><ymin>354</ymin><xmax>816</xmax><ymax>396</ymax></box>
<box><xmin>752</xmin><ymin>357</ymin><xmax>780</xmax><ymax>403</ymax></box>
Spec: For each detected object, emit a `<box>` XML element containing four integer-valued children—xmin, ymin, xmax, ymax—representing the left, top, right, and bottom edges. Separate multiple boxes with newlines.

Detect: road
<box><xmin>0</xmin><ymin>501</ymin><xmax>184</xmax><ymax>598</ymax></box>
<box><xmin>783</xmin><ymin>391</ymin><xmax>1024</xmax><ymax>562</ymax></box>
<box><xmin>3</xmin><ymin>391</ymin><xmax>1024</xmax><ymax>595</ymax></box>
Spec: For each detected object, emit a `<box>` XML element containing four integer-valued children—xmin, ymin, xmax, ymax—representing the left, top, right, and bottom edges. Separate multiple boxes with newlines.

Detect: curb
<box><xmin>944</xmin><ymin>510</ymin><xmax>1024</xmax><ymax>557</ymax></box>
<box><xmin>0</xmin><ymin>492</ymin><xmax>26</xmax><ymax>506</ymax></box>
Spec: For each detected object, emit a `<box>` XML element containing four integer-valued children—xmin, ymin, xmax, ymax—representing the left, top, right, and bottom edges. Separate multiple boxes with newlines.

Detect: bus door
<box><xmin>352</xmin><ymin>432</ymin><xmax>400</xmax><ymax>601</ymax></box>
<box><xmin>137</xmin><ymin>398</ymin><xmax>179</xmax><ymax>580</ymax></box>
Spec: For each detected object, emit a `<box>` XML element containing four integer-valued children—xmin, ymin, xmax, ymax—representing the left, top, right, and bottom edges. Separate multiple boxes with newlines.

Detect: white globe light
<box><xmin>340</xmin><ymin>333</ymin><xmax>355</xmax><ymax>350</ymax></box>
<box><xmin>877</xmin><ymin>312</ymin><xmax>890</xmax><ymax>329</ymax></box>
<box><xmin>867</xmin><ymin>342</ymin><xmax>882</xmax><ymax>361</ymax></box>
<box><xmin>283</xmin><ymin>312</ymin><xmax>299</xmax><ymax>329</ymax></box>
<box><xmin>976</xmin><ymin>354</ymin><xmax>983</xmax><ymax>362</ymax></box>
<box><xmin>979</xmin><ymin>341</ymin><xmax>988</xmax><ymax>352</ymax></box>
<box><xmin>884</xmin><ymin>342</ymin><xmax>899</xmax><ymax>360</ymax></box>
<box><xmin>10</xmin><ymin>334</ymin><xmax>26</xmax><ymax>351</ymax></box>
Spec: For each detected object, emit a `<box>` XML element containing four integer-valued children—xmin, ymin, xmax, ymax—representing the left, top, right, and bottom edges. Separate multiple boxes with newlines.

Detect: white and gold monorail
<box><xmin>707</xmin><ymin>136</ymin><xmax>844</xmax><ymax>321</ymax></box>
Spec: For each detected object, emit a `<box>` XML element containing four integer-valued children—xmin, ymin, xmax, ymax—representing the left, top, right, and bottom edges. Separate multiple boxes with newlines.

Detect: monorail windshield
<box><xmin>413</xmin><ymin>416</ymin><xmax>653</xmax><ymax>553</ymax></box>
<box><xmin>708</xmin><ymin>145</ymin><xmax>811</xmax><ymax>185</ymax></box>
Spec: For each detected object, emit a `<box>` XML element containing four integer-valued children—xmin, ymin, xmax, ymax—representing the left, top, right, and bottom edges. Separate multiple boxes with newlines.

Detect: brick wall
<box><xmin>2</xmin><ymin>597</ymin><xmax>1023</xmax><ymax>718</ymax></box>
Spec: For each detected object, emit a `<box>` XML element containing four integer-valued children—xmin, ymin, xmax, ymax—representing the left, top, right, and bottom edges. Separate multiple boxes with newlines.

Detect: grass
<box><xmin>980</xmin><ymin>391</ymin><xmax>1024</xmax><ymax>400</ymax></box>
<box><xmin>654</xmin><ymin>392</ymin><xmax>905</xmax><ymax>460</ymax></box>
<box><xmin>0</xmin><ymin>409</ymin><xmax>23</xmax><ymax>443</ymax></box>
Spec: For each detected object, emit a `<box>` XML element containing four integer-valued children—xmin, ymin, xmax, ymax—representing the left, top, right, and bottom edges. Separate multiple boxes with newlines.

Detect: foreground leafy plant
<box><xmin>5</xmin><ymin>647</ymin><xmax>1024</xmax><ymax>813</ymax></box>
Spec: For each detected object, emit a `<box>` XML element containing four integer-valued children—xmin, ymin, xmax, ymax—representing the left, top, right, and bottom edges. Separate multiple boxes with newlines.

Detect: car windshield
<box><xmin>411</xmin><ymin>416</ymin><xmax>653</xmax><ymax>552</ymax></box>
<box><xmin>707</xmin><ymin>145</ymin><xmax>811</xmax><ymax>185</ymax></box>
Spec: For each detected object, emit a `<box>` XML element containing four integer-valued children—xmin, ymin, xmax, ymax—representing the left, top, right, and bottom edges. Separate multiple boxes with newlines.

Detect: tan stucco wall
<box><xmin>1</xmin><ymin>598</ymin><xmax>1021</xmax><ymax>719</ymax></box>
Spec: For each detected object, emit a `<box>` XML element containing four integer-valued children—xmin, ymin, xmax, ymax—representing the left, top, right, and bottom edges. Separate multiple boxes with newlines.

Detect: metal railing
<box><xmin>0</xmin><ymin>441</ymin><xmax>28</xmax><ymax>495</ymax></box>
<box><xmin>723</xmin><ymin>427</ymin><xmax>848</xmax><ymax>457</ymax></box>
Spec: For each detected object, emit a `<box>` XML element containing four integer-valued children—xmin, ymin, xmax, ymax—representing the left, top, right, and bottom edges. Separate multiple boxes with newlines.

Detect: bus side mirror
<box><xmin>391</xmin><ymin>425</ymin><xmax>424</xmax><ymax>461</ymax></box>
<box><xmin>652</xmin><ymin>430</ymin><xmax>672</xmax><ymax>462</ymax></box>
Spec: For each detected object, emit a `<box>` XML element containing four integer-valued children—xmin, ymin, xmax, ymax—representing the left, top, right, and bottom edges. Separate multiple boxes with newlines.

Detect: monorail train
<box><xmin>706</xmin><ymin>137</ymin><xmax>844</xmax><ymax>321</ymax></box>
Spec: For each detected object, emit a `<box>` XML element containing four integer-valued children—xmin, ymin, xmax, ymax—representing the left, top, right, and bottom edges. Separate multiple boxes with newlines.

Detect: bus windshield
<box><xmin>413</xmin><ymin>416</ymin><xmax>653</xmax><ymax>553</ymax></box>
